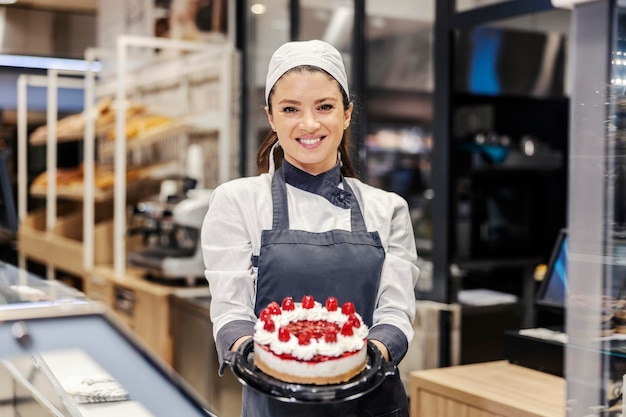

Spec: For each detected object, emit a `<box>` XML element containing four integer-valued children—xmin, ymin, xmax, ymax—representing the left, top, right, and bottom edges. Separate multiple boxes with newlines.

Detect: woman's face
<box><xmin>266</xmin><ymin>70</ymin><xmax>352</xmax><ymax>175</ymax></box>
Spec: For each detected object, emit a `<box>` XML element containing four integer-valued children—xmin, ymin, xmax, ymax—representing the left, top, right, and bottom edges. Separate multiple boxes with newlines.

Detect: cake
<box><xmin>253</xmin><ymin>295</ymin><xmax>369</xmax><ymax>385</ymax></box>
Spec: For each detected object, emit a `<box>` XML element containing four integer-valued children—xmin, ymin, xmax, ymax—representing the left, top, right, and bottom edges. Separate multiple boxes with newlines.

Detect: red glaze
<box><xmin>281</xmin><ymin>297</ymin><xmax>295</xmax><ymax>311</ymax></box>
<box><xmin>298</xmin><ymin>331</ymin><xmax>312</xmax><ymax>345</ymax></box>
<box><xmin>285</xmin><ymin>320</ymin><xmax>339</xmax><ymax>340</ymax></box>
<box><xmin>324</xmin><ymin>328</ymin><xmax>338</xmax><ymax>343</ymax></box>
<box><xmin>341</xmin><ymin>302</ymin><xmax>355</xmax><ymax>315</ymax></box>
<box><xmin>302</xmin><ymin>295</ymin><xmax>315</xmax><ymax>309</ymax></box>
<box><xmin>325</xmin><ymin>297</ymin><xmax>338</xmax><ymax>311</ymax></box>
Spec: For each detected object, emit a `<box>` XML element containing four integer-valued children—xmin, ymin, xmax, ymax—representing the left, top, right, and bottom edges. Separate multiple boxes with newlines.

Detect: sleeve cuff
<box><xmin>368</xmin><ymin>323</ymin><xmax>409</xmax><ymax>365</ymax></box>
<box><xmin>216</xmin><ymin>320</ymin><xmax>255</xmax><ymax>375</ymax></box>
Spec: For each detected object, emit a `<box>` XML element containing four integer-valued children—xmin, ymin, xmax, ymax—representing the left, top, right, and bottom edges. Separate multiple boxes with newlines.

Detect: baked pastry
<box><xmin>31</xmin><ymin>164</ymin><xmax>144</xmax><ymax>191</ymax></box>
<box><xmin>613</xmin><ymin>299</ymin><xmax>626</xmax><ymax>334</ymax></box>
<box><xmin>253</xmin><ymin>295</ymin><xmax>369</xmax><ymax>385</ymax></box>
<box><xmin>29</xmin><ymin>97</ymin><xmax>147</xmax><ymax>144</ymax></box>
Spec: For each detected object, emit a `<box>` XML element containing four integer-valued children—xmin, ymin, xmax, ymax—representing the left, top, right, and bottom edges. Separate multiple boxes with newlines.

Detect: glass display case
<box><xmin>0</xmin><ymin>261</ymin><xmax>217</xmax><ymax>417</ymax></box>
<box><xmin>567</xmin><ymin>1</ymin><xmax>626</xmax><ymax>415</ymax></box>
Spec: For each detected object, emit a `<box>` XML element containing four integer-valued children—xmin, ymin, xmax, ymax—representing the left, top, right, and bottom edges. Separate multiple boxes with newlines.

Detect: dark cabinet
<box><xmin>429</xmin><ymin>1</ymin><xmax>570</xmax><ymax>364</ymax></box>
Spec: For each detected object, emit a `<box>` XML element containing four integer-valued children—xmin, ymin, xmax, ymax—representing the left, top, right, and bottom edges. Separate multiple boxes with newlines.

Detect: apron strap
<box><xmin>271</xmin><ymin>167</ymin><xmax>368</xmax><ymax>232</ymax></box>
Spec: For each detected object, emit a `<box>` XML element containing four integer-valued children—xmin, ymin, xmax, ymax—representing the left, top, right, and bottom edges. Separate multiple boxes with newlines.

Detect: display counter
<box><xmin>0</xmin><ymin>261</ymin><xmax>217</xmax><ymax>417</ymax></box>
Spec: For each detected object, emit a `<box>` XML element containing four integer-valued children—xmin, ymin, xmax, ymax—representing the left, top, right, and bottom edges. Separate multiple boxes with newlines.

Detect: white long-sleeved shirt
<box><xmin>201</xmin><ymin>166</ymin><xmax>420</xmax><ymax>364</ymax></box>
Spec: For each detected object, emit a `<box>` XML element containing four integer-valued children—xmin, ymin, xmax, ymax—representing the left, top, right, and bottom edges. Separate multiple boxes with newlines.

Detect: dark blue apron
<box><xmin>245</xmin><ymin>167</ymin><xmax>409</xmax><ymax>417</ymax></box>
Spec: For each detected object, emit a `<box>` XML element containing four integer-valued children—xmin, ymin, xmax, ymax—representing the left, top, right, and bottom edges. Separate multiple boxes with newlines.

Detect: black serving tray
<box><xmin>223</xmin><ymin>339</ymin><xmax>395</xmax><ymax>403</ymax></box>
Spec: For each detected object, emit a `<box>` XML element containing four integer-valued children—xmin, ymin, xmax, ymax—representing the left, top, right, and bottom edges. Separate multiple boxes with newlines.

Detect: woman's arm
<box><xmin>201</xmin><ymin>184</ymin><xmax>258</xmax><ymax>366</ymax></box>
<box><xmin>369</xmin><ymin>194</ymin><xmax>420</xmax><ymax>364</ymax></box>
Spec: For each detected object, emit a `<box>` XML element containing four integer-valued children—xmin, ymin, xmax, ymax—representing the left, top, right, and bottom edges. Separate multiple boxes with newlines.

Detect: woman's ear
<box><xmin>344</xmin><ymin>102</ymin><xmax>353</xmax><ymax>130</ymax></box>
<box><xmin>265</xmin><ymin>106</ymin><xmax>275</xmax><ymax>131</ymax></box>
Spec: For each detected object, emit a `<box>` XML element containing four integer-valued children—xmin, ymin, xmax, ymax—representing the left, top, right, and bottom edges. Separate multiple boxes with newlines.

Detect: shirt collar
<box><xmin>282</xmin><ymin>161</ymin><xmax>352</xmax><ymax>209</ymax></box>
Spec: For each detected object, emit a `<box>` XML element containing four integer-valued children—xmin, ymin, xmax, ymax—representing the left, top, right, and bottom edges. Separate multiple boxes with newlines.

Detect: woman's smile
<box><xmin>298</xmin><ymin>136</ymin><xmax>324</xmax><ymax>147</ymax></box>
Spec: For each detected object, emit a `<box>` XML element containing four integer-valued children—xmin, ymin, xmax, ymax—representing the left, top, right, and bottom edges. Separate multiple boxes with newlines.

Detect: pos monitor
<box><xmin>535</xmin><ymin>229</ymin><xmax>568</xmax><ymax>320</ymax></box>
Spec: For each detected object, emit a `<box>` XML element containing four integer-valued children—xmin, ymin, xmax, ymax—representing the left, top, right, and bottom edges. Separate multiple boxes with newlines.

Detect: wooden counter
<box><xmin>410</xmin><ymin>361</ymin><xmax>565</xmax><ymax>417</ymax></box>
<box><xmin>85</xmin><ymin>265</ymin><xmax>210</xmax><ymax>365</ymax></box>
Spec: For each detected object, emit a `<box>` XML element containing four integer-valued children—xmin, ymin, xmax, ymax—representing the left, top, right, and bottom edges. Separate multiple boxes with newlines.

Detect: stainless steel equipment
<box><xmin>127</xmin><ymin>178</ymin><xmax>212</xmax><ymax>286</ymax></box>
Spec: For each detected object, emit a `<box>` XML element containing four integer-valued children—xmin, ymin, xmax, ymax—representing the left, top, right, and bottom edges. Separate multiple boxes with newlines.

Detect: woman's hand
<box><xmin>370</xmin><ymin>339</ymin><xmax>389</xmax><ymax>361</ymax></box>
<box><xmin>231</xmin><ymin>335</ymin><xmax>252</xmax><ymax>352</ymax></box>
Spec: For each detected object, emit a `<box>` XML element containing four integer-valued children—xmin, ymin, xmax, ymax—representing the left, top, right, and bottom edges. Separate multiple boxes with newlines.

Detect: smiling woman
<box><xmin>201</xmin><ymin>39</ymin><xmax>420</xmax><ymax>417</ymax></box>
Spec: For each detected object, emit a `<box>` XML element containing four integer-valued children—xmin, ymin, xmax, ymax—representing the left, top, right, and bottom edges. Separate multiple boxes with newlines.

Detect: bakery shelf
<box><xmin>17</xmin><ymin>36</ymin><xmax>239</xmax><ymax>282</ymax></box>
<box><xmin>17</xmin><ymin>204</ymin><xmax>114</xmax><ymax>277</ymax></box>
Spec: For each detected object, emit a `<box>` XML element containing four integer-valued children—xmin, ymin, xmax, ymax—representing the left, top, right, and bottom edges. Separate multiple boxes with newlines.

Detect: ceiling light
<box><xmin>0</xmin><ymin>54</ymin><xmax>102</xmax><ymax>72</ymax></box>
<box><xmin>250</xmin><ymin>3</ymin><xmax>266</xmax><ymax>15</ymax></box>
<box><xmin>0</xmin><ymin>0</ymin><xmax>17</xmax><ymax>4</ymax></box>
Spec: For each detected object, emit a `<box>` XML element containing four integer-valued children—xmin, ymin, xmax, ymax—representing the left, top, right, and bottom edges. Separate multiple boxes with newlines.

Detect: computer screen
<box><xmin>0</xmin><ymin>155</ymin><xmax>17</xmax><ymax>234</ymax></box>
<box><xmin>536</xmin><ymin>229</ymin><xmax>568</xmax><ymax>310</ymax></box>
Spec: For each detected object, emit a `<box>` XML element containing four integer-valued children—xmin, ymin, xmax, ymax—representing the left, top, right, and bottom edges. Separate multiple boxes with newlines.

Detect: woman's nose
<box><xmin>299</xmin><ymin>112</ymin><xmax>320</xmax><ymax>131</ymax></box>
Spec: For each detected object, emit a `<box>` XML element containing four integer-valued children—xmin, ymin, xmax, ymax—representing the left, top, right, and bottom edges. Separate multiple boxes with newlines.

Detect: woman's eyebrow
<box><xmin>277</xmin><ymin>97</ymin><xmax>338</xmax><ymax>105</ymax></box>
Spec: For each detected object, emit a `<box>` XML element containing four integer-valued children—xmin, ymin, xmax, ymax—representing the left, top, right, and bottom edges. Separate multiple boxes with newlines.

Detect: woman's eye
<box><xmin>319</xmin><ymin>104</ymin><xmax>333</xmax><ymax>111</ymax></box>
<box><xmin>282</xmin><ymin>106</ymin><xmax>297</xmax><ymax>113</ymax></box>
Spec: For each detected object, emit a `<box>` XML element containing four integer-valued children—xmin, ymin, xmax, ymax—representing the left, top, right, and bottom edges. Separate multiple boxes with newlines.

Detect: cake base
<box><xmin>254</xmin><ymin>342</ymin><xmax>367</xmax><ymax>385</ymax></box>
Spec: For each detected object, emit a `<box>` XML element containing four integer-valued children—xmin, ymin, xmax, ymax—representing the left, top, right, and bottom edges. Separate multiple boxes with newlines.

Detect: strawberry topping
<box><xmin>325</xmin><ymin>296</ymin><xmax>338</xmax><ymax>311</ymax></box>
<box><xmin>278</xmin><ymin>327</ymin><xmax>291</xmax><ymax>342</ymax></box>
<box><xmin>341</xmin><ymin>322</ymin><xmax>354</xmax><ymax>336</ymax></box>
<box><xmin>281</xmin><ymin>297</ymin><xmax>295</xmax><ymax>311</ymax></box>
<box><xmin>267</xmin><ymin>301</ymin><xmax>281</xmax><ymax>315</ymax></box>
<box><xmin>263</xmin><ymin>320</ymin><xmax>275</xmax><ymax>332</ymax></box>
<box><xmin>341</xmin><ymin>302</ymin><xmax>355</xmax><ymax>315</ymax></box>
<box><xmin>302</xmin><ymin>295</ymin><xmax>315</xmax><ymax>309</ymax></box>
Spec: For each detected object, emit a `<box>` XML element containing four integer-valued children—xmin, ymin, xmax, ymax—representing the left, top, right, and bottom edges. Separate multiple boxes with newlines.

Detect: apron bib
<box><xmin>244</xmin><ymin>167</ymin><xmax>408</xmax><ymax>417</ymax></box>
<box><xmin>255</xmin><ymin>167</ymin><xmax>384</xmax><ymax>324</ymax></box>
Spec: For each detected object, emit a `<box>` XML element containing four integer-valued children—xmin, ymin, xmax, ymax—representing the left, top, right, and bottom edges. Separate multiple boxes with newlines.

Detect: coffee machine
<box><xmin>127</xmin><ymin>178</ymin><xmax>212</xmax><ymax>286</ymax></box>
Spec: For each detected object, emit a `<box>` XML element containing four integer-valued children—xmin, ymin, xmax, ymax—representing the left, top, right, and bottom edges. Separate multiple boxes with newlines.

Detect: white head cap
<box><xmin>265</xmin><ymin>39</ymin><xmax>349</xmax><ymax>105</ymax></box>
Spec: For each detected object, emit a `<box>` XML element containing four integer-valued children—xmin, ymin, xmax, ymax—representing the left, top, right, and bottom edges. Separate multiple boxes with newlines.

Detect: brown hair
<box><xmin>256</xmin><ymin>65</ymin><xmax>356</xmax><ymax>177</ymax></box>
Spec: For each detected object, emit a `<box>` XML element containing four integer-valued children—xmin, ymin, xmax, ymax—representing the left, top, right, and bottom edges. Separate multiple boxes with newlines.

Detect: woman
<box><xmin>201</xmin><ymin>39</ymin><xmax>419</xmax><ymax>417</ymax></box>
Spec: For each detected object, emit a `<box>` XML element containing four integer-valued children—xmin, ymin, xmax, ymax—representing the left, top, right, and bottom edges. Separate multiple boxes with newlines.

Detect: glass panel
<box><xmin>244</xmin><ymin>0</ymin><xmax>290</xmax><ymax>175</ymax></box>
<box><xmin>566</xmin><ymin>2</ymin><xmax>626</xmax><ymax>415</ymax></box>
<box><xmin>364</xmin><ymin>0</ymin><xmax>435</xmax><ymax>267</ymax></box>
<box><xmin>299</xmin><ymin>1</ymin><xmax>355</xmax><ymax>83</ymax></box>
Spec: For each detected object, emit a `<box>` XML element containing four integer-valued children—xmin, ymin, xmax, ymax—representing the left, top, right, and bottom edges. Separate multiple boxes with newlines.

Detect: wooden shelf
<box><xmin>17</xmin><ymin>205</ymin><xmax>114</xmax><ymax>277</ymax></box>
